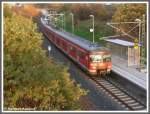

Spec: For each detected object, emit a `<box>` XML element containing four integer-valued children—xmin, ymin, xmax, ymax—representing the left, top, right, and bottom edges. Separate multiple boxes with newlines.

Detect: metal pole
<box><xmin>107</xmin><ymin>22</ymin><xmax>135</xmax><ymax>39</ymax></box>
<box><xmin>72</xmin><ymin>14</ymin><xmax>74</xmax><ymax>34</ymax></box>
<box><xmin>89</xmin><ymin>15</ymin><xmax>95</xmax><ymax>43</ymax></box>
<box><xmin>107</xmin><ymin>22</ymin><xmax>140</xmax><ymax>24</ymax></box>
<box><xmin>139</xmin><ymin>22</ymin><xmax>141</xmax><ymax>46</ymax></box>
<box><xmin>64</xmin><ymin>14</ymin><xmax>65</xmax><ymax>31</ymax></box>
<box><xmin>138</xmin><ymin>21</ymin><xmax>141</xmax><ymax>69</ymax></box>
<box><xmin>93</xmin><ymin>16</ymin><xmax>94</xmax><ymax>43</ymax></box>
<box><xmin>61</xmin><ymin>14</ymin><xmax>63</xmax><ymax>31</ymax></box>
<box><xmin>140</xmin><ymin>14</ymin><xmax>146</xmax><ymax>70</ymax></box>
<box><xmin>70</xmin><ymin>13</ymin><xmax>74</xmax><ymax>34</ymax></box>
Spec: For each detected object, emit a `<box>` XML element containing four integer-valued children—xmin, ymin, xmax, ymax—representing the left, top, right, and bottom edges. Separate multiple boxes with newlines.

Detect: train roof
<box><xmin>41</xmin><ymin>18</ymin><xmax>108</xmax><ymax>52</ymax></box>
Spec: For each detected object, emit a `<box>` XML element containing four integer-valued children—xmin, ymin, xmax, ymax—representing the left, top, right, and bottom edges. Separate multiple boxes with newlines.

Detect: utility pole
<box><xmin>61</xmin><ymin>14</ymin><xmax>64</xmax><ymax>31</ymax></box>
<box><xmin>63</xmin><ymin>13</ymin><xmax>65</xmax><ymax>31</ymax></box>
<box><xmin>140</xmin><ymin>14</ymin><xmax>146</xmax><ymax>71</ymax></box>
<box><xmin>135</xmin><ymin>18</ymin><xmax>142</xmax><ymax>70</ymax></box>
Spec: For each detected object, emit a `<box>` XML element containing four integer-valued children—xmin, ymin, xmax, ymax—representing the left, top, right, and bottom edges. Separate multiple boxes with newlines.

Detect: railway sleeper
<box><xmin>121</xmin><ymin>97</ymin><xmax>132</xmax><ymax>101</ymax></box>
<box><xmin>124</xmin><ymin>99</ymin><xmax>136</xmax><ymax>103</ymax></box>
<box><xmin>111</xmin><ymin>90</ymin><xmax>122</xmax><ymax>94</ymax></box>
<box><xmin>96</xmin><ymin>81</ymin><xmax>108</xmax><ymax>84</ymax></box>
<box><xmin>103</xmin><ymin>85</ymin><xmax>116</xmax><ymax>89</ymax></box>
<box><xmin>103</xmin><ymin>83</ymin><xmax>114</xmax><ymax>87</ymax></box>
<box><xmin>96</xmin><ymin>79</ymin><xmax>106</xmax><ymax>81</ymax></box>
<box><xmin>108</xmin><ymin>88</ymin><xmax>119</xmax><ymax>91</ymax></box>
<box><xmin>132</xmin><ymin>105</ymin><xmax>145</xmax><ymax>110</ymax></box>
<box><xmin>117</xmin><ymin>95</ymin><xmax>129</xmax><ymax>99</ymax></box>
<box><xmin>114</xmin><ymin>92</ymin><xmax>125</xmax><ymax>96</ymax></box>
<box><xmin>128</xmin><ymin>102</ymin><xmax>140</xmax><ymax>106</ymax></box>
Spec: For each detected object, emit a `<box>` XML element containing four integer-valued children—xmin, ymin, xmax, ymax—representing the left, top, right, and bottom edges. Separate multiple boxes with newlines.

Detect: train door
<box><xmin>85</xmin><ymin>54</ymin><xmax>89</xmax><ymax>68</ymax></box>
<box><xmin>77</xmin><ymin>50</ymin><xmax>80</xmax><ymax>61</ymax></box>
<box><xmin>78</xmin><ymin>51</ymin><xmax>87</xmax><ymax>68</ymax></box>
<box><xmin>68</xmin><ymin>45</ymin><xmax>76</xmax><ymax>59</ymax></box>
<box><xmin>62</xmin><ymin>41</ymin><xmax>67</xmax><ymax>52</ymax></box>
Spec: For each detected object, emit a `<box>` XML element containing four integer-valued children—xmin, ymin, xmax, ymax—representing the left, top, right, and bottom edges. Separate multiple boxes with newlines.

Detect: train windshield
<box><xmin>103</xmin><ymin>54</ymin><xmax>111</xmax><ymax>62</ymax></box>
<box><xmin>90</xmin><ymin>54</ymin><xmax>111</xmax><ymax>62</ymax></box>
<box><xmin>90</xmin><ymin>55</ymin><xmax>103</xmax><ymax>62</ymax></box>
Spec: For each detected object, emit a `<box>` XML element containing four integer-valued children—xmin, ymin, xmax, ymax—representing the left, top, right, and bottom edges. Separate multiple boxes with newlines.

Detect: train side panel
<box><xmin>41</xmin><ymin>23</ymin><xmax>112</xmax><ymax>76</ymax></box>
<box><xmin>43</xmin><ymin>26</ymin><xmax>90</xmax><ymax>71</ymax></box>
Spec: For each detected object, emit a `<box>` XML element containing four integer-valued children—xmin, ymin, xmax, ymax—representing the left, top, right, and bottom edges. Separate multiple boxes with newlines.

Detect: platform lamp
<box><xmin>48</xmin><ymin>45</ymin><xmax>51</xmax><ymax>56</ymax></box>
<box><xmin>89</xmin><ymin>15</ymin><xmax>95</xmax><ymax>43</ymax></box>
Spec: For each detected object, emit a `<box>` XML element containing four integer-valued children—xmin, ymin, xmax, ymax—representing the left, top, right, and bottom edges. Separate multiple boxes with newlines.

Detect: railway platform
<box><xmin>111</xmin><ymin>56</ymin><xmax>147</xmax><ymax>90</ymax></box>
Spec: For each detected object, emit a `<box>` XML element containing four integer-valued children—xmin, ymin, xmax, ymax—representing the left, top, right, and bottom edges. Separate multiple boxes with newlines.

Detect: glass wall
<box><xmin>106</xmin><ymin>42</ymin><xmax>128</xmax><ymax>60</ymax></box>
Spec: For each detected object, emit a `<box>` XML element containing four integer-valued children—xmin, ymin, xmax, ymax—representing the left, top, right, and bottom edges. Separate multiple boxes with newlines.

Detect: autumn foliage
<box><xmin>12</xmin><ymin>4</ymin><xmax>39</xmax><ymax>18</ymax></box>
<box><xmin>4</xmin><ymin>4</ymin><xmax>87</xmax><ymax>111</ymax></box>
<box><xmin>113</xmin><ymin>4</ymin><xmax>146</xmax><ymax>37</ymax></box>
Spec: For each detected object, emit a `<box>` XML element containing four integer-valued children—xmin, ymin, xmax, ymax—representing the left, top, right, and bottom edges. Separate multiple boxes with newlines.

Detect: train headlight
<box><xmin>92</xmin><ymin>66</ymin><xmax>96</xmax><ymax>69</ymax></box>
<box><xmin>90</xmin><ymin>63</ymin><xmax>96</xmax><ymax>66</ymax></box>
<box><xmin>107</xmin><ymin>69</ymin><xmax>111</xmax><ymax>72</ymax></box>
<box><xmin>108</xmin><ymin>66</ymin><xmax>112</xmax><ymax>68</ymax></box>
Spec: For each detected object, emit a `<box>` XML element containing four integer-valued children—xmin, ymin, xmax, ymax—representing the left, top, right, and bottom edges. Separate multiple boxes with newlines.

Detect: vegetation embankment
<box><xmin>4</xmin><ymin>4</ymin><xmax>87</xmax><ymax>110</ymax></box>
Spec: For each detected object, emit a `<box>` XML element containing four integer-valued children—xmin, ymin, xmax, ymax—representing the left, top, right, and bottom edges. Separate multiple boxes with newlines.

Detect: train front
<box><xmin>88</xmin><ymin>50</ymin><xmax>112</xmax><ymax>76</ymax></box>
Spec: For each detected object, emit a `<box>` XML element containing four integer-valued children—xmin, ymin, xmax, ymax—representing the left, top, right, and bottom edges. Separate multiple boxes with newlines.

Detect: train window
<box><xmin>57</xmin><ymin>39</ymin><xmax>59</xmax><ymax>43</ymax></box>
<box><xmin>70</xmin><ymin>46</ymin><xmax>76</xmax><ymax>52</ymax></box>
<box><xmin>103</xmin><ymin>54</ymin><xmax>111</xmax><ymax>62</ymax></box>
<box><xmin>103</xmin><ymin>57</ymin><xmax>111</xmax><ymax>62</ymax></box>
<box><xmin>90</xmin><ymin>55</ymin><xmax>103</xmax><ymax>62</ymax></box>
<box><xmin>70</xmin><ymin>46</ymin><xmax>73</xmax><ymax>50</ymax></box>
<box><xmin>62</xmin><ymin>42</ymin><xmax>66</xmax><ymax>48</ymax></box>
<box><xmin>78</xmin><ymin>51</ymin><xmax>84</xmax><ymax>59</ymax></box>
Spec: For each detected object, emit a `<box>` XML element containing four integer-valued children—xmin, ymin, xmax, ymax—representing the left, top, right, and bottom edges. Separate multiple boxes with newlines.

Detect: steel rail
<box><xmin>90</xmin><ymin>76</ymin><xmax>146</xmax><ymax>111</ymax></box>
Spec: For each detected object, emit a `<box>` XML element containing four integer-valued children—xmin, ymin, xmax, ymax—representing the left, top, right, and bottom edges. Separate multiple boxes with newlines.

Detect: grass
<box><xmin>56</xmin><ymin>13</ymin><xmax>114</xmax><ymax>46</ymax></box>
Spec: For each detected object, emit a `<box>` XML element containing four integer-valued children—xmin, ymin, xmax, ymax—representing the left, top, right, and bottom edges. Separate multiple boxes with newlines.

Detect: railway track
<box><xmin>90</xmin><ymin>76</ymin><xmax>146</xmax><ymax>111</ymax></box>
<box><xmin>43</xmin><ymin>34</ymin><xmax>146</xmax><ymax>111</ymax></box>
<box><xmin>38</xmin><ymin>19</ymin><xmax>146</xmax><ymax>111</ymax></box>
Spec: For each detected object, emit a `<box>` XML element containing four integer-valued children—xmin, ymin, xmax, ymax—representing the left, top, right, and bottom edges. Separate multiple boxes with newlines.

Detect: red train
<box><xmin>41</xmin><ymin>17</ymin><xmax>112</xmax><ymax>76</ymax></box>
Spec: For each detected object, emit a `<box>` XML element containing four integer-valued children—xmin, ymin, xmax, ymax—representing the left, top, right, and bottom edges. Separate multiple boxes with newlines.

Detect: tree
<box><xmin>12</xmin><ymin>4</ymin><xmax>39</xmax><ymax>19</ymax></box>
<box><xmin>23</xmin><ymin>4</ymin><xmax>39</xmax><ymax>17</ymax></box>
<box><xmin>112</xmin><ymin>4</ymin><xmax>146</xmax><ymax>37</ymax></box>
<box><xmin>3</xmin><ymin>4</ymin><xmax>13</xmax><ymax>18</ymax></box>
<box><xmin>4</xmin><ymin>10</ymin><xmax>87</xmax><ymax>110</ymax></box>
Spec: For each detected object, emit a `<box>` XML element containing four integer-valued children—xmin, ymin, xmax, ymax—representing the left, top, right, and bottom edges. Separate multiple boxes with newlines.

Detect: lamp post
<box><xmin>70</xmin><ymin>13</ymin><xmax>74</xmax><ymax>34</ymax></box>
<box><xmin>89</xmin><ymin>15</ymin><xmax>95</xmax><ymax>43</ymax></box>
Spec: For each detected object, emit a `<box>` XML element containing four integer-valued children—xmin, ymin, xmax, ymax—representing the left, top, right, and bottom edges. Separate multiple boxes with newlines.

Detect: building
<box><xmin>105</xmin><ymin>36</ymin><xmax>140</xmax><ymax>67</ymax></box>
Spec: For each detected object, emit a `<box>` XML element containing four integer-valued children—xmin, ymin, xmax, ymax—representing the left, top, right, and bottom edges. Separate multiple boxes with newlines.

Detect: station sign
<box><xmin>134</xmin><ymin>38</ymin><xmax>139</xmax><ymax>49</ymax></box>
